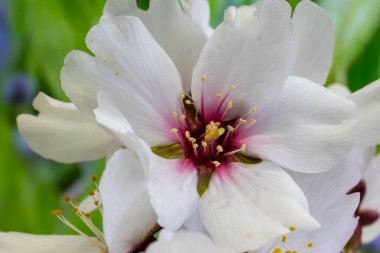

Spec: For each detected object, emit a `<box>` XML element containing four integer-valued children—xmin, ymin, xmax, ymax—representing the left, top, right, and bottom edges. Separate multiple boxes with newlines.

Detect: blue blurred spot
<box><xmin>4</xmin><ymin>74</ymin><xmax>36</xmax><ymax>105</ymax></box>
<box><xmin>0</xmin><ymin>0</ymin><xmax>10</xmax><ymax>67</ymax></box>
<box><xmin>364</xmin><ymin>235</ymin><xmax>380</xmax><ymax>251</ymax></box>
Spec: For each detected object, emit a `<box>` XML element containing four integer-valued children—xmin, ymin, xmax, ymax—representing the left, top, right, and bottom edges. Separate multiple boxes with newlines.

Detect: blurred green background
<box><xmin>0</xmin><ymin>0</ymin><xmax>379</xmax><ymax>251</ymax></box>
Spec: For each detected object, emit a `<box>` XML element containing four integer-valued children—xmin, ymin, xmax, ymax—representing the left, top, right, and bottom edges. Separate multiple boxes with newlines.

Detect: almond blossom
<box><xmin>329</xmin><ymin>80</ymin><xmax>380</xmax><ymax>250</ymax></box>
<box><xmin>16</xmin><ymin>0</ymin><xmax>360</xmax><ymax>251</ymax></box>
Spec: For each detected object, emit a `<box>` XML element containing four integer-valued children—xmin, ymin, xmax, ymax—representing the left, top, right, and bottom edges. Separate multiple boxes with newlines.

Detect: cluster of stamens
<box><xmin>271</xmin><ymin>227</ymin><xmax>314</xmax><ymax>253</ymax></box>
<box><xmin>170</xmin><ymin>75</ymin><xmax>257</xmax><ymax>169</ymax></box>
<box><xmin>51</xmin><ymin>176</ymin><xmax>105</xmax><ymax>248</ymax></box>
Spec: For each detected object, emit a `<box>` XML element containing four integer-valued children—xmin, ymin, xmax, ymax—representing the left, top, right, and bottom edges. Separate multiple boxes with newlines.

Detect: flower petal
<box><xmin>239</xmin><ymin>76</ymin><xmax>356</xmax><ymax>173</ymax></box>
<box><xmin>184</xmin><ymin>0</ymin><xmax>213</xmax><ymax>37</ymax></box>
<box><xmin>100</xmin><ymin>149</ymin><xmax>157</xmax><ymax>253</ymax></box>
<box><xmin>200</xmin><ymin>161</ymin><xmax>319</xmax><ymax>252</ymax></box>
<box><xmin>103</xmin><ymin>0</ymin><xmax>208</xmax><ymax>92</ymax></box>
<box><xmin>291</xmin><ymin>0</ymin><xmax>334</xmax><ymax>85</ymax></box>
<box><xmin>362</xmin><ymin>155</ymin><xmax>380</xmax><ymax>243</ymax></box>
<box><xmin>17</xmin><ymin>92</ymin><xmax>117</xmax><ymax>163</ymax></box>
<box><xmin>148</xmin><ymin>158</ymin><xmax>199</xmax><ymax>231</ymax></box>
<box><xmin>257</xmin><ymin>150</ymin><xmax>361</xmax><ymax>253</ymax></box>
<box><xmin>0</xmin><ymin>232</ymin><xmax>104</xmax><ymax>253</ymax></box>
<box><xmin>329</xmin><ymin>83</ymin><xmax>351</xmax><ymax>97</ymax></box>
<box><xmin>191</xmin><ymin>0</ymin><xmax>296</xmax><ymax>121</ymax></box>
<box><xmin>61</xmin><ymin>16</ymin><xmax>183</xmax><ymax>146</ymax></box>
<box><xmin>348</xmin><ymin>79</ymin><xmax>380</xmax><ymax>146</ymax></box>
<box><xmin>146</xmin><ymin>231</ymin><xmax>235</xmax><ymax>253</ymax></box>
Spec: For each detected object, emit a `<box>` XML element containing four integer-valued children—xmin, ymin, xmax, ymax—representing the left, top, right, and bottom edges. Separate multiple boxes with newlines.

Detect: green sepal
<box><xmin>197</xmin><ymin>165</ymin><xmax>214</xmax><ymax>197</ymax></box>
<box><xmin>227</xmin><ymin>152</ymin><xmax>262</xmax><ymax>164</ymax></box>
<box><xmin>151</xmin><ymin>143</ymin><xmax>185</xmax><ymax>160</ymax></box>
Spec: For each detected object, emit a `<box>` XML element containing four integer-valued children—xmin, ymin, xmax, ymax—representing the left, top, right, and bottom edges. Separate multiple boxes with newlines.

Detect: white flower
<box><xmin>330</xmin><ymin>79</ymin><xmax>380</xmax><ymax>247</ymax></box>
<box><xmin>17</xmin><ymin>0</ymin><xmax>358</xmax><ymax>251</ymax></box>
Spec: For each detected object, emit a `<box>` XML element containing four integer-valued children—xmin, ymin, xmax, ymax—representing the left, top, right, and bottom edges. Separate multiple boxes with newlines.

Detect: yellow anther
<box><xmin>289</xmin><ymin>227</ymin><xmax>296</xmax><ymax>232</ymax></box>
<box><xmin>202</xmin><ymin>141</ymin><xmax>207</xmax><ymax>148</ymax></box>
<box><xmin>91</xmin><ymin>176</ymin><xmax>98</xmax><ymax>182</ymax></box>
<box><xmin>307</xmin><ymin>242</ymin><xmax>313</xmax><ymax>248</ymax></box>
<box><xmin>64</xmin><ymin>195</ymin><xmax>71</xmax><ymax>203</ymax></box>
<box><xmin>94</xmin><ymin>200</ymin><xmax>100</xmax><ymax>206</ymax></box>
<box><xmin>188</xmin><ymin>137</ymin><xmax>196</xmax><ymax>143</ymax></box>
<box><xmin>205</xmin><ymin>122</ymin><xmax>224</xmax><ymax>140</ymax></box>
<box><xmin>216</xmin><ymin>93</ymin><xmax>223</xmax><ymax>99</ymax></box>
<box><xmin>227</xmin><ymin>125</ymin><xmax>234</xmax><ymax>131</ymax></box>
<box><xmin>185</xmin><ymin>100</ymin><xmax>192</xmax><ymax>105</ymax></box>
<box><xmin>200</xmin><ymin>75</ymin><xmax>206</xmax><ymax>82</ymax></box>
<box><xmin>179</xmin><ymin>115</ymin><xmax>186</xmax><ymax>122</ymax></box>
<box><xmin>230</xmin><ymin>84</ymin><xmax>236</xmax><ymax>89</ymax></box>
<box><xmin>251</xmin><ymin>107</ymin><xmax>257</xmax><ymax>114</ymax></box>
<box><xmin>285</xmin><ymin>251</ymin><xmax>291</xmax><ymax>253</ymax></box>
<box><xmin>227</xmin><ymin>100</ymin><xmax>233</xmax><ymax>109</ymax></box>
<box><xmin>51</xmin><ymin>209</ymin><xmax>63</xmax><ymax>216</ymax></box>
<box><xmin>239</xmin><ymin>119</ymin><xmax>247</xmax><ymax>124</ymax></box>
<box><xmin>250</xmin><ymin>119</ymin><xmax>256</xmax><ymax>124</ymax></box>
<box><xmin>273</xmin><ymin>248</ymin><xmax>282</xmax><ymax>253</ymax></box>
<box><xmin>72</xmin><ymin>207</ymin><xmax>79</xmax><ymax>214</ymax></box>
<box><xmin>179</xmin><ymin>94</ymin><xmax>186</xmax><ymax>100</ymax></box>
<box><xmin>185</xmin><ymin>131</ymin><xmax>190</xmax><ymax>138</ymax></box>
<box><xmin>171</xmin><ymin>128</ymin><xmax>178</xmax><ymax>134</ymax></box>
<box><xmin>73</xmin><ymin>201</ymin><xmax>79</xmax><ymax>206</ymax></box>
<box><xmin>216</xmin><ymin>145</ymin><xmax>224</xmax><ymax>153</ymax></box>
<box><xmin>282</xmin><ymin>235</ymin><xmax>287</xmax><ymax>243</ymax></box>
<box><xmin>212</xmin><ymin>161</ymin><xmax>221</xmax><ymax>167</ymax></box>
<box><xmin>172</xmin><ymin>112</ymin><xmax>178</xmax><ymax>118</ymax></box>
<box><xmin>241</xmin><ymin>144</ymin><xmax>247</xmax><ymax>152</ymax></box>
<box><xmin>193</xmin><ymin>144</ymin><xmax>199</xmax><ymax>149</ymax></box>
<box><xmin>88</xmin><ymin>190</ymin><xmax>95</xmax><ymax>196</ymax></box>
<box><xmin>292</xmin><ymin>251</ymin><xmax>298</xmax><ymax>253</ymax></box>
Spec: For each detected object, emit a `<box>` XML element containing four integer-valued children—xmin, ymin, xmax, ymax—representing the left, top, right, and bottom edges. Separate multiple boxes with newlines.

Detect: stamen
<box><xmin>51</xmin><ymin>209</ymin><xmax>92</xmax><ymax>240</ymax></box>
<box><xmin>273</xmin><ymin>248</ymin><xmax>282</xmax><ymax>253</ymax></box>
<box><xmin>185</xmin><ymin>100</ymin><xmax>192</xmax><ymax>105</ymax></box>
<box><xmin>216</xmin><ymin>145</ymin><xmax>224</xmax><ymax>153</ymax></box>
<box><xmin>289</xmin><ymin>227</ymin><xmax>296</xmax><ymax>232</ymax></box>
<box><xmin>185</xmin><ymin>131</ymin><xmax>190</xmax><ymax>138</ymax></box>
<box><xmin>202</xmin><ymin>141</ymin><xmax>207</xmax><ymax>148</ymax></box>
<box><xmin>227</xmin><ymin>100</ymin><xmax>233</xmax><ymax>109</ymax></box>
<box><xmin>188</xmin><ymin>137</ymin><xmax>197</xmax><ymax>143</ymax></box>
<box><xmin>212</xmin><ymin>161</ymin><xmax>221</xmax><ymax>167</ymax></box>
<box><xmin>239</xmin><ymin>119</ymin><xmax>247</xmax><ymax>124</ymax></box>
<box><xmin>307</xmin><ymin>242</ymin><xmax>313</xmax><ymax>248</ymax></box>
<box><xmin>250</xmin><ymin>119</ymin><xmax>256</xmax><ymax>124</ymax></box>
<box><xmin>251</xmin><ymin>107</ymin><xmax>257</xmax><ymax>114</ymax></box>
<box><xmin>179</xmin><ymin>115</ymin><xmax>186</xmax><ymax>122</ymax></box>
<box><xmin>216</xmin><ymin>93</ymin><xmax>223</xmax><ymax>99</ymax></box>
<box><xmin>172</xmin><ymin>112</ymin><xmax>178</xmax><ymax>118</ymax></box>
<box><xmin>227</xmin><ymin>125</ymin><xmax>234</xmax><ymax>132</ymax></box>
<box><xmin>200</xmin><ymin>75</ymin><xmax>206</xmax><ymax>82</ymax></box>
<box><xmin>241</xmin><ymin>144</ymin><xmax>247</xmax><ymax>152</ymax></box>
<box><xmin>282</xmin><ymin>235</ymin><xmax>287</xmax><ymax>243</ymax></box>
<box><xmin>179</xmin><ymin>94</ymin><xmax>186</xmax><ymax>100</ymax></box>
<box><xmin>171</xmin><ymin>128</ymin><xmax>178</xmax><ymax>134</ymax></box>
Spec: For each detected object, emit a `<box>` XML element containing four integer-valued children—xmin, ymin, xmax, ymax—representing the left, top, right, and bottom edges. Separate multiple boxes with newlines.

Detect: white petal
<box><xmin>240</xmin><ymin>76</ymin><xmax>356</xmax><ymax>173</ymax></box>
<box><xmin>185</xmin><ymin>0</ymin><xmax>213</xmax><ymax>37</ymax></box>
<box><xmin>200</xmin><ymin>162</ymin><xmax>319</xmax><ymax>252</ymax></box>
<box><xmin>257</xmin><ymin>152</ymin><xmax>361</xmax><ymax>253</ymax></box>
<box><xmin>348</xmin><ymin>79</ymin><xmax>380</xmax><ymax>146</ymax></box>
<box><xmin>184</xmin><ymin>209</ymin><xmax>209</xmax><ymax>235</ymax></box>
<box><xmin>362</xmin><ymin>155</ymin><xmax>380</xmax><ymax>243</ymax></box>
<box><xmin>291</xmin><ymin>0</ymin><xmax>334</xmax><ymax>85</ymax></box>
<box><xmin>148</xmin><ymin>158</ymin><xmax>199</xmax><ymax>231</ymax></box>
<box><xmin>329</xmin><ymin>83</ymin><xmax>351</xmax><ymax>97</ymax></box>
<box><xmin>146</xmin><ymin>231</ymin><xmax>235</xmax><ymax>253</ymax></box>
<box><xmin>103</xmin><ymin>0</ymin><xmax>208</xmax><ymax>92</ymax></box>
<box><xmin>61</xmin><ymin>16</ymin><xmax>183</xmax><ymax>146</ymax></box>
<box><xmin>191</xmin><ymin>0</ymin><xmax>296</xmax><ymax>121</ymax></box>
<box><xmin>17</xmin><ymin>92</ymin><xmax>117</xmax><ymax>163</ymax></box>
<box><xmin>0</xmin><ymin>232</ymin><xmax>104</xmax><ymax>253</ymax></box>
<box><xmin>100</xmin><ymin>149</ymin><xmax>157</xmax><ymax>253</ymax></box>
